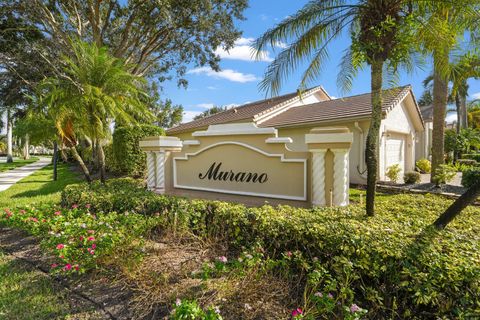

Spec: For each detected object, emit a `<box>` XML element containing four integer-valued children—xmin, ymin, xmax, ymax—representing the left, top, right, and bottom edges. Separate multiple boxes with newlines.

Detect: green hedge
<box><xmin>61</xmin><ymin>179</ymin><xmax>480</xmax><ymax>319</ymax></box>
<box><xmin>462</xmin><ymin>167</ymin><xmax>480</xmax><ymax>188</ymax></box>
<box><xmin>112</xmin><ymin>125</ymin><xmax>164</xmax><ymax>177</ymax></box>
<box><xmin>462</xmin><ymin>153</ymin><xmax>480</xmax><ymax>163</ymax></box>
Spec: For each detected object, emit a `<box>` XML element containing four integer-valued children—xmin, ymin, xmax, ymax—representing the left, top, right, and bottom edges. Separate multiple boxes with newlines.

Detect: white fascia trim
<box><xmin>139</xmin><ymin>139</ymin><xmax>183</xmax><ymax>148</ymax></box>
<box><xmin>305</xmin><ymin>133</ymin><xmax>353</xmax><ymax>144</ymax></box>
<box><xmin>192</xmin><ymin>123</ymin><xmax>277</xmax><ymax>137</ymax></box>
<box><xmin>183</xmin><ymin>140</ymin><xmax>201</xmax><ymax>146</ymax></box>
<box><xmin>254</xmin><ymin>86</ymin><xmax>324</xmax><ymax>124</ymax></box>
<box><xmin>173</xmin><ymin>141</ymin><xmax>307</xmax><ymax>201</ymax></box>
<box><xmin>265</xmin><ymin>137</ymin><xmax>293</xmax><ymax>144</ymax></box>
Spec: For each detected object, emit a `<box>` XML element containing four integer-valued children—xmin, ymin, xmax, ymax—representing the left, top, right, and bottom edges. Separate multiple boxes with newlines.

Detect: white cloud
<box><xmin>471</xmin><ymin>92</ymin><xmax>480</xmax><ymax>100</ymax></box>
<box><xmin>260</xmin><ymin>14</ymin><xmax>269</xmax><ymax>21</ymax></box>
<box><xmin>274</xmin><ymin>41</ymin><xmax>289</xmax><ymax>49</ymax></box>
<box><xmin>207</xmin><ymin>86</ymin><xmax>218</xmax><ymax>90</ymax></box>
<box><xmin>215</xmin><ymin>37</ymin><xmax>273</xmax><ymax>62</ymax></box>
<box><xmin>196</xmin><ymin>103</ymin><xmax>215</xmax><ymax>109</ymax></box>
<box><xmin>182</xmin><ymin>111</ymin><xmax>202</xmax><ymax>123</ymax></box>
<box><xmin>187</xmin><ymin>66</ymin><xmax>259</xmax><ymax>83</ymax></box>
<box><xmin>445</xmin><ymin>113</ymin><xmax>458</xmax><ymax>124</ymax></box>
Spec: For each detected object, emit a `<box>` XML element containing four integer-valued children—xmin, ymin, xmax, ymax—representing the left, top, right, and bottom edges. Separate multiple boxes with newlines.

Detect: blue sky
<box><xmin>162</xmin><ymin>0</ymin><xmax>480</xmax><ymax>123</ymax></box>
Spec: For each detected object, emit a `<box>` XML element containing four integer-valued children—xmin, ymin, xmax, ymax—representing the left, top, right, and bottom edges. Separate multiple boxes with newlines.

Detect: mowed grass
<box><xmin>0</xmin><ymin>163</ymin><xmax>82</xmax><ymax>208</ymax></box>
<box><xmin>0</xmin><ymin>252</ymin><xmax>71</xmax><ymax>320</ymax></box>
<box><xmin>0</xmin><ymin>157</ymin><xmax>40</xmax><ymax>172</ymax></box>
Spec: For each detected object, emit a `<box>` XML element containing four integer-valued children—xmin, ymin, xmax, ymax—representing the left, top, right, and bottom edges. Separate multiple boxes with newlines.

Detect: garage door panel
<box><xmin>385</xmin><ymin>134</ymin><xmax>406</xmax><ymax>178</ymax></box>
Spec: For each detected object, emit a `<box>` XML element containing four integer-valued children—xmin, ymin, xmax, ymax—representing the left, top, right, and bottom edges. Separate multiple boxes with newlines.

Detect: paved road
<box><xmin>0</xmin><ymin>158</ymin><xmax>51</xmax><ymax>192</ymax></box>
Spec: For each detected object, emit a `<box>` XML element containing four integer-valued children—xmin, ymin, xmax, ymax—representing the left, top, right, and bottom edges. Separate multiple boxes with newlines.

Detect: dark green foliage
<box><xmin>62</xmin><ymin>179</ymin><xmax>480</xmax><ymax>318</ymax></box>
<box><xmin>403</xmin><ymin>171</ymin><xmax>421</xmax><ymax>184</ymax></box>
<box><xmin>461</xmin><ymin>167</ymin><xmax>480</xmax><ymax>188</ymax></box>
<box><xmin>112</xmin><ymin>125</ymin><xmax>164</xmax><ymax>177</ymax></box>
<box><xmin>193</xmin><ymin>106</ymin><xmax>228</xmax><ymax>121</ymax></box>
<box><xmin>462</xmin><ymin>153</ymin><xmax>480</xmax><ymax>162</ymax></box>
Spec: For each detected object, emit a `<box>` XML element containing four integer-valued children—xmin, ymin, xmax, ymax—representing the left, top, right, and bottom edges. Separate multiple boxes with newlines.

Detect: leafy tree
<box><xmin>40</xmin><ymin>40</ymin><xmax>153</xmax><ymax>183</ymax></box>
<box><xmin>7</xmin><ymin>0</ymin><xmax>247</xmax><ymax>81</ymax></box>
<box><xmin>415</xmin><ymin>2</ymin><xmax>479</xmax><ymax>183</ymax></box>
<box><xmin>468</xmin><ymin>102</ymin><xmax>480</xmax><ymax>129</ymax></box>
<box><xmin>143</xmin><ymin>82</ymin><xmax>183</xmax><ymax>129</ymax></box>
<box><xmin>253</xmin><ymin>0</ymin><xmax>423</xmax><ymax>216</ymax></box>
<box><xmin>417</xmin><ymin>90</ymin><xmax>433</xmax><ymax>107</ymax></box>
<box><xmin>193</xmin><ymin>106</ymin><xmax>228</xmax><ymax>121</ymax></box>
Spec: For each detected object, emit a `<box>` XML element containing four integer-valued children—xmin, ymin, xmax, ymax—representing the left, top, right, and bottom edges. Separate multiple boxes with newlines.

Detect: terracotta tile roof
<box><xmin>258</xmin><ymin>86</ymin><xmax>412</xmax><ymax>128</ymax></box>
<box><xmin>419</xmin><ymin>104</ymin><xmax>433</xmax><ymax>121</ymax></box>
<box><xmin>167</xmin><ymin>87</ymin><xmax>322</xmax><ymax>134</ymax></box>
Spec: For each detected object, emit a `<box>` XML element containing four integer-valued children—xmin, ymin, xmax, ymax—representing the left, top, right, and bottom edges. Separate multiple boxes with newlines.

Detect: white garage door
<box><xmin>385</xmin><ymin>134</ymin><xmax>406</xmax><ymax>178</ymax></box>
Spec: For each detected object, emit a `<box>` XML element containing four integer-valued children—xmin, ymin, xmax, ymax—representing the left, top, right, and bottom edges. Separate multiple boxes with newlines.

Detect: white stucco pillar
<box><xmin>332</xmin><ymin>148</ymin><xmax>349</xmax><ymax>206</ymax></box>
<box><xmin>155</xmin><ymin>151</ymin><xmax>166</xmax><ymax>194</ymax></box>
<box><xmin>311</xmin><ymin>149</ymin><xmax>327</xmax><ymax>206</ymax></box>
<box><xmin>146</xmin><ymin>152</ymin><xmax>156</xmax><ymax>190</ymax></box>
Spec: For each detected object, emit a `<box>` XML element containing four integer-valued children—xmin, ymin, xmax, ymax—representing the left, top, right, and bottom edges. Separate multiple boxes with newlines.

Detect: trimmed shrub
<box><xmin>461</xmin><ymin>167</ymin><xmax>480</xmax><ymax>188</ymax></box>
<box><xmin>415</xmin><ymin>158</ymin><xmax>431</xmax><ymax>173</ymax></box>
<box><xmin>112</xmin><ymin>125</ymin><xmax>164</xmax><ymax>177</ymax></box>
<box><xmin>61</xmin><ymin>179</ymin><xmax>480</xmax><ymax>319</ymax></box>
<box><xmin>403</xmin><ymin>171</ymin><xmax>420</xmax><ymax>184</ymax></box>
<box><xmin>386</xmin><ymin>164</ymin><xmax>401</xmax><ymax>183</ymax></box>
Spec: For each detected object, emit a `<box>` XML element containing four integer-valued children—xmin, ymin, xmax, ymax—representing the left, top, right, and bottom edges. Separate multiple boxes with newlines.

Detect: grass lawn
<box><xmin>0</xmin><ymin>157</ymin><xmax>40</xmax><ymax>172</ymax></box>
<box><xmin>0</xmin><ymin>251</ymin><xmax>71</xmax><ymax>319</ymax></box>
<box><xmin>0</xmin><ymin>163</ymin><xmax>82</xmax><ymax>208</ymax></box>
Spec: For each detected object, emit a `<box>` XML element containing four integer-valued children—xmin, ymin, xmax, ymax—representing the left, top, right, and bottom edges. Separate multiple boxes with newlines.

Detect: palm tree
<box><xmin>41</xmin><ymin>39</ymin><xmax>152</xmax><ymax>183</ymax></box>
<box><xmin>254</xmin><ymin>0</ymin><xmax>424</xmax><ymax>216</ymax></box>
<box><xmin>415</xmin><ymin>4</ymin><xmax>479</xmax><ymax>182</ymax></box>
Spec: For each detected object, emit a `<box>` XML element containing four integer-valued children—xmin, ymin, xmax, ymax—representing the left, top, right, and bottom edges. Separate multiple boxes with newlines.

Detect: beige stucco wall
<box><xmin>415</xmin><ymin>121</ymin><xmax>432</xmax><ymax>161</ymax></box>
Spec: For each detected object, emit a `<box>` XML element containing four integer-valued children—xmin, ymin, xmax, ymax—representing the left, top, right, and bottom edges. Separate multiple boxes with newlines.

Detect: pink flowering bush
<box><xmin>0</xmin><ymin>205</ymin><xmax>161</xmax><ymax>274</ymax></box>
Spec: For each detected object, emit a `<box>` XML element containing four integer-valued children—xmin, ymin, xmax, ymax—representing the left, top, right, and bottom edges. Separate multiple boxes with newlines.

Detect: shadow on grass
<box><xmin>12</xmin><ymin>164</ymin><xmax>82</xmax><ymax>199</ymax></box>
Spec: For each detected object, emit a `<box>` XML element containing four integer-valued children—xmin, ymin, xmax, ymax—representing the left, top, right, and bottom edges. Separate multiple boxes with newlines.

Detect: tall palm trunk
<box><xmin>431</xmin><ymin>59</ymin><xmax>449</xmax><ymax>182</ymax></box>
<box><xmin>365</xmin><ymin>59</ymin><xmax>384</xmax><ymax>216</ymax></box>
<box><xmin>70</xmin><ymin>146</ymin><xmax>92</xmax><ymax>183</ymax></box>
<box><xmin>53</xmin><ymin>141</ymin><xmax>58</xmax><ymax>181</ymax></box>
<box><xmin>6</xmin><ymin>109</ymin><xmax>13</xmax><ymax>163</ymax></box>
<box><xmin>96</xmin><ymin>141</ymin><xmax>106</xmax><ymax>183</ymax></box>
<box><xmin>23</xmin><ymin>134</ymin><xmax>30</xmax><ymax>160</ymax></box>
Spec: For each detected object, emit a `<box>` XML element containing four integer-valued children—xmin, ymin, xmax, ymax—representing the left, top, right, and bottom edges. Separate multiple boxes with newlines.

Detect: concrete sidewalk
<box><xmin>0</xmin><ymin>158</ymin><xmax>51</xmax><ymax>192</ymax></box>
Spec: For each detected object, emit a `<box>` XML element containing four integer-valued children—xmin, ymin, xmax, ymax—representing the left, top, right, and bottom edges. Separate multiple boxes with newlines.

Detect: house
<box><xmin>167</xmin><ymin>85</ymin><xmax>425</xmax><ymax>184</ymax></box>
<box><xmin>416</xmin><ymin>104</ymin><xmax>433</xmax><ymax>161</ymax></box>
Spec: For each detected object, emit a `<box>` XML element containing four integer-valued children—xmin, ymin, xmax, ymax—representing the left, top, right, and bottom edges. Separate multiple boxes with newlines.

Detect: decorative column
<box><xmin>155</xmin><ymin>151</ymin><xmax>166</xmax><ymax>194</ymax></box>
<box><xmin>332</xmin><ymin>149</ymin><xmax>349</xmax><ymax>206</ymax></box>
<box><xmin>146</xmin><ymin>152</ymin><xmax>156</xmax><ymax>190</ymax></box>
<box><xmin>311</xmin><ymin>149</ymin><xmax>327</xmax><ymax>206</ymax></box>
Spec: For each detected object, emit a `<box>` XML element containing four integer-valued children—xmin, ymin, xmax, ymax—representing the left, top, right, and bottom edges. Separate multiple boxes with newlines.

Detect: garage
<box><xmin>384</xmin><ymin>133</ymin><xmax>407</xmax><ymax>180</ymax></box>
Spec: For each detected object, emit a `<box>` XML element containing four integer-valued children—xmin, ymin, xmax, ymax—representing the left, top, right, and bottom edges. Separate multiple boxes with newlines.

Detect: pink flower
<box><xmin>286</xmin><ymin>251</ymin><xmax>293</xmax><ymax>257</ymax></box>
<box><xmin>20</xmin><ymin>210</ymin><xmax>26</xmax><ymax>214</ymax></box>
<box><xmin>64</xmin><ymin>264</ymin><xmax>72</xmax><ymax>271</ymax></box>
<box><xmin>85</xmin><ymin>204</ymin><xmax>91</xmax><ymax>209</ymax></box>
<box><xmin>87</xmin><ymin>236</ymin><xmax>95</xmax><ymax>242</ymax></box>
<box><xmin>56</xmin><ymin>244</ymin><xmax>65</xmax><ymax>250</ymax></box>
<box><xmin>89</xmin><ymin>250</ymin><xmax>95</xmax><ymax>255</ymax></box>
<box><xmin>87</xmin><ymin>230</ymin><xmax>95</xmax><ymax>234</ymax></box>
<box><xmin>218</xmin><ymin>256</ymin><xmax>228</xmax><ymax>263</ymax></box>
<box><xmin>74</xmin><ymin>265</ymin><xmax>79</xmax><ymax>271</ymax></box>
<box><xmin>30</xmin><ymin>217</ymin><xmax>39</xmax><ymax>223</ymax></box>
<box><xmin>175</xmin><ymin>298</ymin><xmax>182</xmax><ymax>306</ymax></box>
<box><xmin>72</xmin><ymin>204</ymin><xmax>79</xmax><ymax>209</ymax></box>
<box><xmin>51</xmin><ymin>263</ymin><xmax>58</xmax><ymax>268</ymax></box>
<box><xmin>350</xmin><ymin>304</ymin><xmax>361</xmax><ymax>313</ymax></box>
<box><xmin>59</xmin><ymin>255</ymin><xmax>64</xmax><ymax>259</ymax></box>
<box><xmin>54</xmin><ymin>211</ymin><xmax>61</xmax><ymax>216</ymax></box>
<box><xmin>327</xmin><ymin>293</ymin><xmax>334</xmax><ymax>299</ymax></box>
<box><xmin>291</xmin><ymin>308</ymin><xmax>303</xmax><ymax>317</ymax></box>
<box><xmin>79</xmin><ymin>236</ymin><xmax>84</xmax><ymax>241</ymax></box>
<box><xmin>91</xmin><ymin>244</ymin><xmax>96</xmax><ymax>249</ymax></box>
<box><xmin>314</xmin><ymin>292</ymin><xmax>323</xmax><ymax>298</ymax></box>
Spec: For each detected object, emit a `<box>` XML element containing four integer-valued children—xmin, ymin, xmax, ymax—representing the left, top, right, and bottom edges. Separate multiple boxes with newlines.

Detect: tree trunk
<box><xmin>459</xmin><ymin>93</ymin><xmax>468</xmax><ymax>130</ymax></box>
<box><xmin>365</xmin><ymin>59</ymin><xmax>384</xmax><ymax>216</ymax></box>
<box><xmin>23</xmin><ymin>134</ymin><xmax>30</xmax><ymax>160</ymax></box>
<box><xmin>430</xmin><ymin>59</ymin><xmax>449</xmax><ymax>183</ymax></box>
<box><xmin>70</xmin><ymin>146</ymin><xmax>92</xmax><ymax>183</ymax></box>
<box><xmin>60</xmin><ymin>143</ymin><xmax>68</xmax><ymax>162</ymax></box>
<box><xmin>6</xmin><ymin>109</ymin><xmax>13</xmax><ymax>163</ymax></box>
<box><xmin>97</xmin><ymin>141</ymin><xmax>106</xmax><ymax>184</ymax></box>
<box><xmin>433</xmin><ymin>180</ymin><xmax>480</xmax><ymax>229</ymax></box>
<box><xmin>53</xmin><ymin>141</ymin><xmax>58</xmax><ymax>181</ymax></box>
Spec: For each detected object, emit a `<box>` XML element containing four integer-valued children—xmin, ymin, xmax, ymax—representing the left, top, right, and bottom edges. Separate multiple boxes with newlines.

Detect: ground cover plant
<box><xmin>58</xmin><ymin>179</ymin><xmax>480</xmax><ymax>319</ymax></box>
